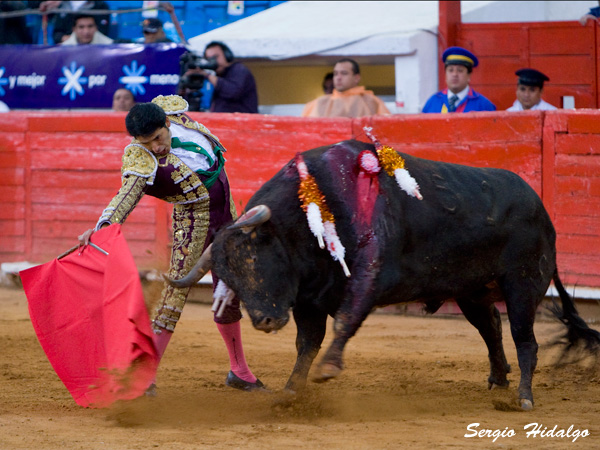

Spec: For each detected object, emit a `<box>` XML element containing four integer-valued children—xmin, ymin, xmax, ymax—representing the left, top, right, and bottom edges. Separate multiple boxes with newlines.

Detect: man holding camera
<box><xmin>179</xmin><ymin>41</ymin><xmax>258</xmax><ymax>113</ymax></box>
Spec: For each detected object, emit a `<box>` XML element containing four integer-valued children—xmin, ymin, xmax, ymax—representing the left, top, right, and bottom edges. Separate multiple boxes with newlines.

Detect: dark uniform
<box><xmin>422</xmin><ymin>46</ymin><xmax>496</xmax><ymax>113</ymax></box>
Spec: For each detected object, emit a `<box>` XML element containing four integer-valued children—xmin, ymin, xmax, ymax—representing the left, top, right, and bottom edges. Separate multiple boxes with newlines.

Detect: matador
<box><xmin>78</xmin><ymin>95</ymin><xmax>264</xmax><ymax>392</ymax></box>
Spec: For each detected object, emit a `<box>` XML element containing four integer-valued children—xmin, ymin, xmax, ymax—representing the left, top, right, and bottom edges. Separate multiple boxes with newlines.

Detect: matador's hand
<box><xmin>78</xmin><ymin>228</ymin><xmax>95</xmax><ymax>246</ymax></box>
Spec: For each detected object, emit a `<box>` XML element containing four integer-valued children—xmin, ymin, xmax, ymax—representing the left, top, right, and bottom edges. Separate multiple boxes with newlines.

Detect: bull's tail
<box><xmin>547</xmin><ymin>270</ymin><xmax>600</xmax><ymax>365</ymax></box>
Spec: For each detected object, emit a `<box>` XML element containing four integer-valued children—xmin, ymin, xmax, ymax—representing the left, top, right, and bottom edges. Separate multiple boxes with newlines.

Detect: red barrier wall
<box><xmin>1</xmin><ymin>110</ymin><xmax>599</xmax><ymax>288</ymax></box>
<box><xmin>543</xmin><ymin>112</ymin><xmax>600</xmax><ymax>287</ymax></box>
<box><xmin>457</xmin><ymin>21</ymin><xmax>599</xmax><ymax>110</ymax></box>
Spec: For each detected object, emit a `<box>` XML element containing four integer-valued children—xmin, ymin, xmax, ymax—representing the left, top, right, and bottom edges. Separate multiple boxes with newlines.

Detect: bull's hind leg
<box><xmin>456</xmin><ymin>287</ymin><xmax>511</xmax><ymax>390</ymax></box>
<box><xmin>500</xmin><ymin>275</ymin><xmax>545</xmax><ymax>411</ymax></box>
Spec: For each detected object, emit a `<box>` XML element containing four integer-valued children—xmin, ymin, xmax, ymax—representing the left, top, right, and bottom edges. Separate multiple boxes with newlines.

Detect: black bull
<box><xmin>171</xmin><ymin>139</ymin><xmax>600</xmax><ymax>410</ymax></box>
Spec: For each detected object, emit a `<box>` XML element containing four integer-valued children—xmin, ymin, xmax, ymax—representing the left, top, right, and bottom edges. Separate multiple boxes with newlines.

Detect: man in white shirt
<box><xmin>507</xmin><ymin>68</ymin><xmax>557</xmax><ymax>111</ymax></box>
<box><xmin>61</xmin><ymin>13</ymin><xmax>113</xmax><ymax>45</ymax></box>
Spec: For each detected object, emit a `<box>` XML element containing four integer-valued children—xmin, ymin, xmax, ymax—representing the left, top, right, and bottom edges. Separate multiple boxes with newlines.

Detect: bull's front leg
<box><xmin>314</xmin><ymin>235</ymin><xmax>380</xmax><ymax>383</ymax></box>
<box><xmin>284</xmin><ymin>304</ymin><xmax>328</xmax><ymax>393</ymax></box>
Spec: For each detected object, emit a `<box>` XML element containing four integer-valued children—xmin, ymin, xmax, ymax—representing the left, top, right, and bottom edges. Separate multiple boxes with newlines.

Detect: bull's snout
<box><xmin>250</xmin><ymin>312</ymin><xmax>289</xmax><ymax>333</ymax></box>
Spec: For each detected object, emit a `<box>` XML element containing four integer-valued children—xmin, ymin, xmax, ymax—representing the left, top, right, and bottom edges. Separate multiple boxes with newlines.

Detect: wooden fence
<box><xmin>1</xmin><ymin>110</ymin><xmax>599</xmax><ymax>289</ymax></box>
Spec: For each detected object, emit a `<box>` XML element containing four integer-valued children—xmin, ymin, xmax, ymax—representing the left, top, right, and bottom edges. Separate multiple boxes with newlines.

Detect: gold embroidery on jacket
<box><xmin>180</xmin><ymin>177</ymin><xmax>202</xmax><ymax>194</ymax></box>
<box><xmin>153</xmin><ymin>199</ymin><xmax>210</xmax><ymax>332</ymax></box>
<box><xmin>96</xmin><ymin>176</ymin><xmax>147</xmax><ymax>229</ymax></box>
<box><xmin>121</xmin><ymin>144</ymin><xmax>157</xmax><ymax>183</ymax></box>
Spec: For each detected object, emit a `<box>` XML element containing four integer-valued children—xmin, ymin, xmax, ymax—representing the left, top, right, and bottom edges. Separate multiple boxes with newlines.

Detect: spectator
<box><xmin>322</xmin><ymin>72</ymin><xmax>334</xmax><ymax>95</ymax></box>
<box><xmin>507</xmin><ymin>68</ymin><xmax>557</xmax><ymax>111</ymax></box>
<box><xmin>60</xmin><ymin>13</ymin><xmax>112</xmax><ymax>45</ymax></box>
<box><xmin>0</xmin><ymin>1</ymin><xmax>33</xmax><ymax>44</ymax></box>
<box><xmin>302</xmin><ymin>58</ymin><xmax>390</xmax><ymax>118</ymax></box>
<box><xmin>78</xmin><ymin>95</ymin><xmax>265</xmax><ymax>394</ymax></box>
<box><xmin>180</xmin><ymin>41</ymin><xmax>258</xmax><ymax>113</ymax></box>
<box><xmin>39</xmin><ymin>1</ymin><xmax>110</xmax><ymax>44</ymax></box>
<box><xmin>112</xmin><ymin>88</ymin><xmax>136</xmax><ymax>112</ymax></box>
<box><xmin>141</xmin><ymin>18</ymin><xmax>172</xmax><ymax>44</ymax></box>
<box><xmin>579</xmin><ymin>1</ymin><xmax>600</xmax><ymax>25</ymax></box>
<box><xmin>422</xmin><ymin>46</ymin><xmax>496</xmax><ymax>113</ymax></box>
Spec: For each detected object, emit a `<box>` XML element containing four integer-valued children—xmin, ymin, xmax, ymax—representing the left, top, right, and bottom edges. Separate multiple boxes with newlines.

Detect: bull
<box><xmin>170</xmin><ymin>139</ymin><xmax>600</xmax><ymax>410</ymax></box>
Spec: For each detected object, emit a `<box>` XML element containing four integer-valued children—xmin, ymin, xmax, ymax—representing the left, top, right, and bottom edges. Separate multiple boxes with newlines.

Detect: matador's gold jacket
<box><xmin>94</xmin><ymin>95</ymin><xmax>241</xmax><ymax>330</ymax></box>
<box><xmin>95</xmin><ymin>112</ymin><xmax>236</xmax><ymax>230</ymax></box>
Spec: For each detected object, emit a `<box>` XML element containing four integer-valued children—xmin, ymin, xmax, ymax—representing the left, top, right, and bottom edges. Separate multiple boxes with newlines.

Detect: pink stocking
<box><xmin>154</xmin><ymin>330</ymin><xmax>173</xmax><ymax>361</ymax></box>
<box><xmin>216</xmin><ymin>321</ymin><xmax>257</xmax><ymax>383</ymax></box>
<box><xmin>148</xmin><ymin>330</ymin><xmax>173</xmax><ymax>387</ymax></box>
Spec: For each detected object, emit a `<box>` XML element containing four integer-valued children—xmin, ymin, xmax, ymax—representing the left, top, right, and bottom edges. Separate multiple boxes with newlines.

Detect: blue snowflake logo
<box><xmin>58</xmin><ymin>61</ymin><xmax>88</xmax><ymax>100</ymax></box>
<box><xmin>120</xmin><ymin>60</ymin><xmax>148</xmax><ymax>96</ymax></box>
<box><xmin>0</xmin><ymin>67</ymin><xmax>9</xmax><ymax>96</ymax></box>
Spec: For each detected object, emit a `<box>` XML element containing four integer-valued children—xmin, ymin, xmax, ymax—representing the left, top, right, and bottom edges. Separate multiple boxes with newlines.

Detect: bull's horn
<box><xmin>166</xmin><ymin>244</ymin><xmax>213</xmax><ymax>288</ymax></box>
<box><xmin>227</xmin><ymin>205</ymin><xmax>271</xmax><ymax>233</ymax></box>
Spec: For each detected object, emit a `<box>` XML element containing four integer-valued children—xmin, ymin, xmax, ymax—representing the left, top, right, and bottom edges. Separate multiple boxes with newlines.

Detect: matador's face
<box><xmin>136</xmin><ymin>119</ymin><xmax>172</xmax><ymax>157</ymax></box>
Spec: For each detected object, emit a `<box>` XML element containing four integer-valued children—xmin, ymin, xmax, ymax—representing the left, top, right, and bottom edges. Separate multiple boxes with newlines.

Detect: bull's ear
<box><xmin>228</xmin><ymin>205</ymin><xmax>271</xmax><ymax>234</ymax></box>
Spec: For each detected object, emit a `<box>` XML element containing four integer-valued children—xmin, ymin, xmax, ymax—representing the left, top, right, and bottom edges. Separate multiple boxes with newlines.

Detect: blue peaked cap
<box><xmin>442</xmin><ymin>46</ymin><xmax>479</xmax><ymax>69</ymax></box>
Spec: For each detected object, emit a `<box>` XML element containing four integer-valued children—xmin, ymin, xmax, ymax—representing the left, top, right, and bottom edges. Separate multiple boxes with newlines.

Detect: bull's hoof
<box><xmin>488</xmin><ymin>381</ymin><xmax>509</xmax><ymax>390</ymax></box>
<box><xmin>271</xmin><ymin>389</ymin><xmax>297</xmax><ymax>408</ymax></box>
<box><xmin>492</xmin><ymin>400</ymin><xmax>521</xmax><ymax>411</ymax></box>
<box><xmin>519</xmin><ymin>399</ymin><xmax>533</xmax><ymax>411</ymax></box>
<box><xmin>312</xmin><ymin>362</ymin><xmax>342</xmax><ymax>383</ymax></box>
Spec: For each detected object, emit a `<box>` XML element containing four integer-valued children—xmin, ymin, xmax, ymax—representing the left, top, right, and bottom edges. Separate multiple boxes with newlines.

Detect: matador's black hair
<box><xmin>125</xmin><ymin>102</ymin><xmax>166</xmax><ymax>138</ymax></box>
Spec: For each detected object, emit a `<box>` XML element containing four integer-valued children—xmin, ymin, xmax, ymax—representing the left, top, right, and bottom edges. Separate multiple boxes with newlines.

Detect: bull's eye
<box><xmin>244</xmin><ymin>255</ymin><xmax>258</xmax><ymax>265</ymax></box>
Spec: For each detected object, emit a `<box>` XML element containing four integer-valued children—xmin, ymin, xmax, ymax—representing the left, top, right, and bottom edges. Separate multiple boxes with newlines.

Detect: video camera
<box><xmin>177</xmin><ymin>50</ymin><xmax>218</xmax><ymax>111</ymax></box>
<box><xmin>178</xmin><ymin>51</ymin><xmax>218</xmax><ymax>89</ymax></box>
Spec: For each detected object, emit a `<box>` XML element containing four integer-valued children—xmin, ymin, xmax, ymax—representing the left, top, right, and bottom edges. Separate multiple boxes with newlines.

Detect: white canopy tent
<box><xmin>188</xmin><ymin>1</ymin><xmax>597</xmax><ymax>114</ymax></box>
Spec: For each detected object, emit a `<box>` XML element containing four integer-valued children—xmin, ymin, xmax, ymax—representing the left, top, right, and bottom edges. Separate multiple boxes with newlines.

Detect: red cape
<box><xmin>20</xmin><ymin>224</ymin><xmax>158</xmax><ymax>408</ymax></box>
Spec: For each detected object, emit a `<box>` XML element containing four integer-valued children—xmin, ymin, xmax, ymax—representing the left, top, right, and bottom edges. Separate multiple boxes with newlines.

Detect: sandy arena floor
<box><xmin>1</xmin><ymin>284</ymin><xmax>599</xmax><ymax>449</ymax></box>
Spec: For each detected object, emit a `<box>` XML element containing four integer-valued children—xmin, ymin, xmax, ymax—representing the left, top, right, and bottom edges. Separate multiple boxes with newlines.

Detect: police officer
<box><xmin>507</xmin><ymin>68</ymin><xmax>557</xmax><ymax>111</ymax></box>
<box><xmin>422</xmin><ymin>46</ymin><xmax>496</xmax><ymax>113</ymax></box>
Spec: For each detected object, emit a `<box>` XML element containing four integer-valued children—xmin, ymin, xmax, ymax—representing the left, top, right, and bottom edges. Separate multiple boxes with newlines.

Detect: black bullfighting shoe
<box><xmin>225</xmin><ymin>371</ymin><xmax>267</xmax><ymax>392</ymax></box>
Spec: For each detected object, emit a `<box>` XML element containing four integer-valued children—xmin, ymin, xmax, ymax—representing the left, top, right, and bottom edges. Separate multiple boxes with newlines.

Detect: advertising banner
<box><xmin>0</xmin><ymin>43</ymin><xmax>186</xmax><ymax>109</ymax></box>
